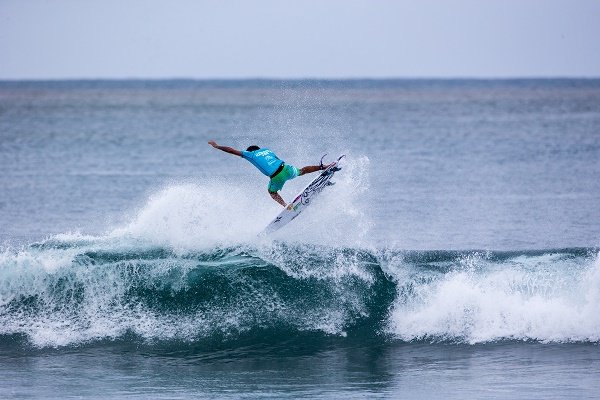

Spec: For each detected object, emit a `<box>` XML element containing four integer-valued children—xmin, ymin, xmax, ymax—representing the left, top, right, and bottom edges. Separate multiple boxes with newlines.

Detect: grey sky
<box><xmin>1</xmin><ymin>0</ymin><xmax>599</xmax><ymax>79</ymax></box>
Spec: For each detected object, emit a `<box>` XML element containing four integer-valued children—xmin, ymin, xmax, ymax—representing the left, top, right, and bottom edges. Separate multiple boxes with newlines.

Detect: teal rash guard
<box><xmin>241</xmin><ymin>148</ymin><xmax>284</xmax><ymax>177</ymax></box>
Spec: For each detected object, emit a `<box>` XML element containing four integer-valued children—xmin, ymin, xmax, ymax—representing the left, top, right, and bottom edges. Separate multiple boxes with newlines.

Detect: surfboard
<box><xmin>261</xmin><ymin>155</ymin><xmax>345</xmax><ymax>235</ymax></box>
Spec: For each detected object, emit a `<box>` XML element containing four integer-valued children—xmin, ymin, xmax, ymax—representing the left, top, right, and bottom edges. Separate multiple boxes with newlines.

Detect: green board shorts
<box><xmin>268</xmin><ymin>164</ymin><xmax>300</xmax><ymax>193</ymax></box>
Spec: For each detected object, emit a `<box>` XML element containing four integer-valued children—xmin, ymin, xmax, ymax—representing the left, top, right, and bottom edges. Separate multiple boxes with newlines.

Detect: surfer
<box><xmin>208</xmin><ymin>141</ymin><xmax>332</xmax><ymax>207</ymax></box>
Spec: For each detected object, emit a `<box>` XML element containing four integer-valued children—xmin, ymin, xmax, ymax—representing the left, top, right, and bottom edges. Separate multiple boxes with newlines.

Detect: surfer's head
<box><xmin>246</xmin><ymin>145</ymin><xmax>260</xmax><ymax>152</ymax></box>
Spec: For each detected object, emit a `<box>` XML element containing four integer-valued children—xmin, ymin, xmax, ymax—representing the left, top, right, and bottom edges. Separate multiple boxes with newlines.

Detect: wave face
<box><xmin>0</xmin><ymin>235</ymin><xmax>598</xmax><ymax>348</ymax></box>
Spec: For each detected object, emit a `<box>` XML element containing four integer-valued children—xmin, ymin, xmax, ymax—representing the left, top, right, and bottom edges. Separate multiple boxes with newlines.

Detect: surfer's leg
<box><xmin>266</xmin><ymin>165</ymin><xmax>301</xmax><ymax>207</ymax></box>
<box><xmin>299</xmin><ymin>163</ymin><xmax>334</xmax><ymax>175</ymax></box>
<box><xmin>269</xmin><ymin>190</ymin><xmax>287</xmax><ymax>207</ymax></box>
<box><xmin>268</xmin><ymin>178</ymin><xmax>287</xmax><ymax>207</ymax></box>
<box><xmin>298</xmin><ymin>165</ymin><xmax>320</xmax><ymax>175</ymax></box>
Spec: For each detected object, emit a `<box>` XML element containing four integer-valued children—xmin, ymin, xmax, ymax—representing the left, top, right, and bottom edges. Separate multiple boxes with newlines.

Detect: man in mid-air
<box><xmin>208</xmin><ymin>141</ymin><xmax>332</xmax><ymax>207</ymax></box>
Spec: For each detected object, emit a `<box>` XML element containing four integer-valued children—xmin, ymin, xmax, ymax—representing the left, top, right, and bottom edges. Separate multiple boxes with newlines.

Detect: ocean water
<box><xmin>1</xmin><ymin>79</ymin><xmax>600</xmax><ymax>399</ymax></box>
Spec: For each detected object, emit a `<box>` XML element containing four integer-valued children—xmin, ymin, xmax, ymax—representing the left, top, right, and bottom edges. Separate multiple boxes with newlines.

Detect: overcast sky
<box><xmin>1</xmin><ymin>0</ymin><xmax>599</xmax><ymax>79</ymax></box>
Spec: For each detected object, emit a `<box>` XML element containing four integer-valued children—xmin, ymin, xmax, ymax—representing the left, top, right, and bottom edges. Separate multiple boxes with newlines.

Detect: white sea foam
<box><xmin>109</xmin><ymin>180</ymin><xmax>269</xmax><ymax>251</ymax></box>
<box><xmin>386</xmin><ymin>251</ymin><xmax>600</xmax><ymax>343</ymax></box>
<box><xmin>108</xmin><ymin>155</ymin><xmax>373</xmax><ymax>251</ymax></box>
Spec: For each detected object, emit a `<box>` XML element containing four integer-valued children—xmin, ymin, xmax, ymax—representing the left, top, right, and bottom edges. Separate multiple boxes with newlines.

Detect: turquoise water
<box><xmin>1</xmin><ymin>79</ymin><xmax>599</xmax><ymax>398</ymax></box>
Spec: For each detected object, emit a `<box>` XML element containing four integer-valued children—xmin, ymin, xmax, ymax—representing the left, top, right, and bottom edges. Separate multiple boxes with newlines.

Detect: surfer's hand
<box><xmin>208</xmin><ymin>140</ymin><xmax>218</xmax><ymax>148</ymax></box>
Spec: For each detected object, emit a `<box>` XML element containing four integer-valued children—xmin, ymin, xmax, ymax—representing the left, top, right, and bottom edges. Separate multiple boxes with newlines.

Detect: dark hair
<box><xmin>246</xmin><ymin>145</ymin><xmax>260</xmax><ymax>152</ymax></box>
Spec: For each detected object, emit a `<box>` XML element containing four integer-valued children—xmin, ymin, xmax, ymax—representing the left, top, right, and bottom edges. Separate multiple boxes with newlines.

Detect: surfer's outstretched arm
<box><xmin>208</xmin><ymin>141</ymin><xmax>242</xmax><ymax>157</ymax></box>
<box><xmin>269</xmin><ymin>191</ymin><xmax>287</xmax><ymax>207</ymax></box>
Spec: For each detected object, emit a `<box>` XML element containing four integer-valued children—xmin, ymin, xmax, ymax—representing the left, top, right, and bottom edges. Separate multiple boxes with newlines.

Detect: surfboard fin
<box><xmin>319</xmin><ymin>153</ymin><xmax>328</xmax><ymax>170</ymax></box>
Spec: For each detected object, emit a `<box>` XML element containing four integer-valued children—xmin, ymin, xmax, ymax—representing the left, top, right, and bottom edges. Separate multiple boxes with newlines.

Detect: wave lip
<box><xmin>0</xmin><ymin>239</ymin><xmax>391</xmax><ymax>348</ymax></box>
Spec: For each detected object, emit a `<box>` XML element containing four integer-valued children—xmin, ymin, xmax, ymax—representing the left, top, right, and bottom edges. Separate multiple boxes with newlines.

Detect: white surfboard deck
<box><xmin>260</xmin><ymin>155</ymin><xmax>345</xmax><ymax>235</ymax></box>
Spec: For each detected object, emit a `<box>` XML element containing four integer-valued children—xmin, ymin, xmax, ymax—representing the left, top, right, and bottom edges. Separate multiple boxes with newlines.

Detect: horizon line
<box><xmin>1</xmin><ymin>75</ymin><xmax>600</xmax><ymax>82</ymax></box>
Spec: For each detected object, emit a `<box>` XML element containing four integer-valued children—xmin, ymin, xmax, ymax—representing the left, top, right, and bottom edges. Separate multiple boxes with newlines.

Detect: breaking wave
<box><xmin>0</xmin><ymin>235</ymin><xmax>597</xmax><ymax>348</ymax></box>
